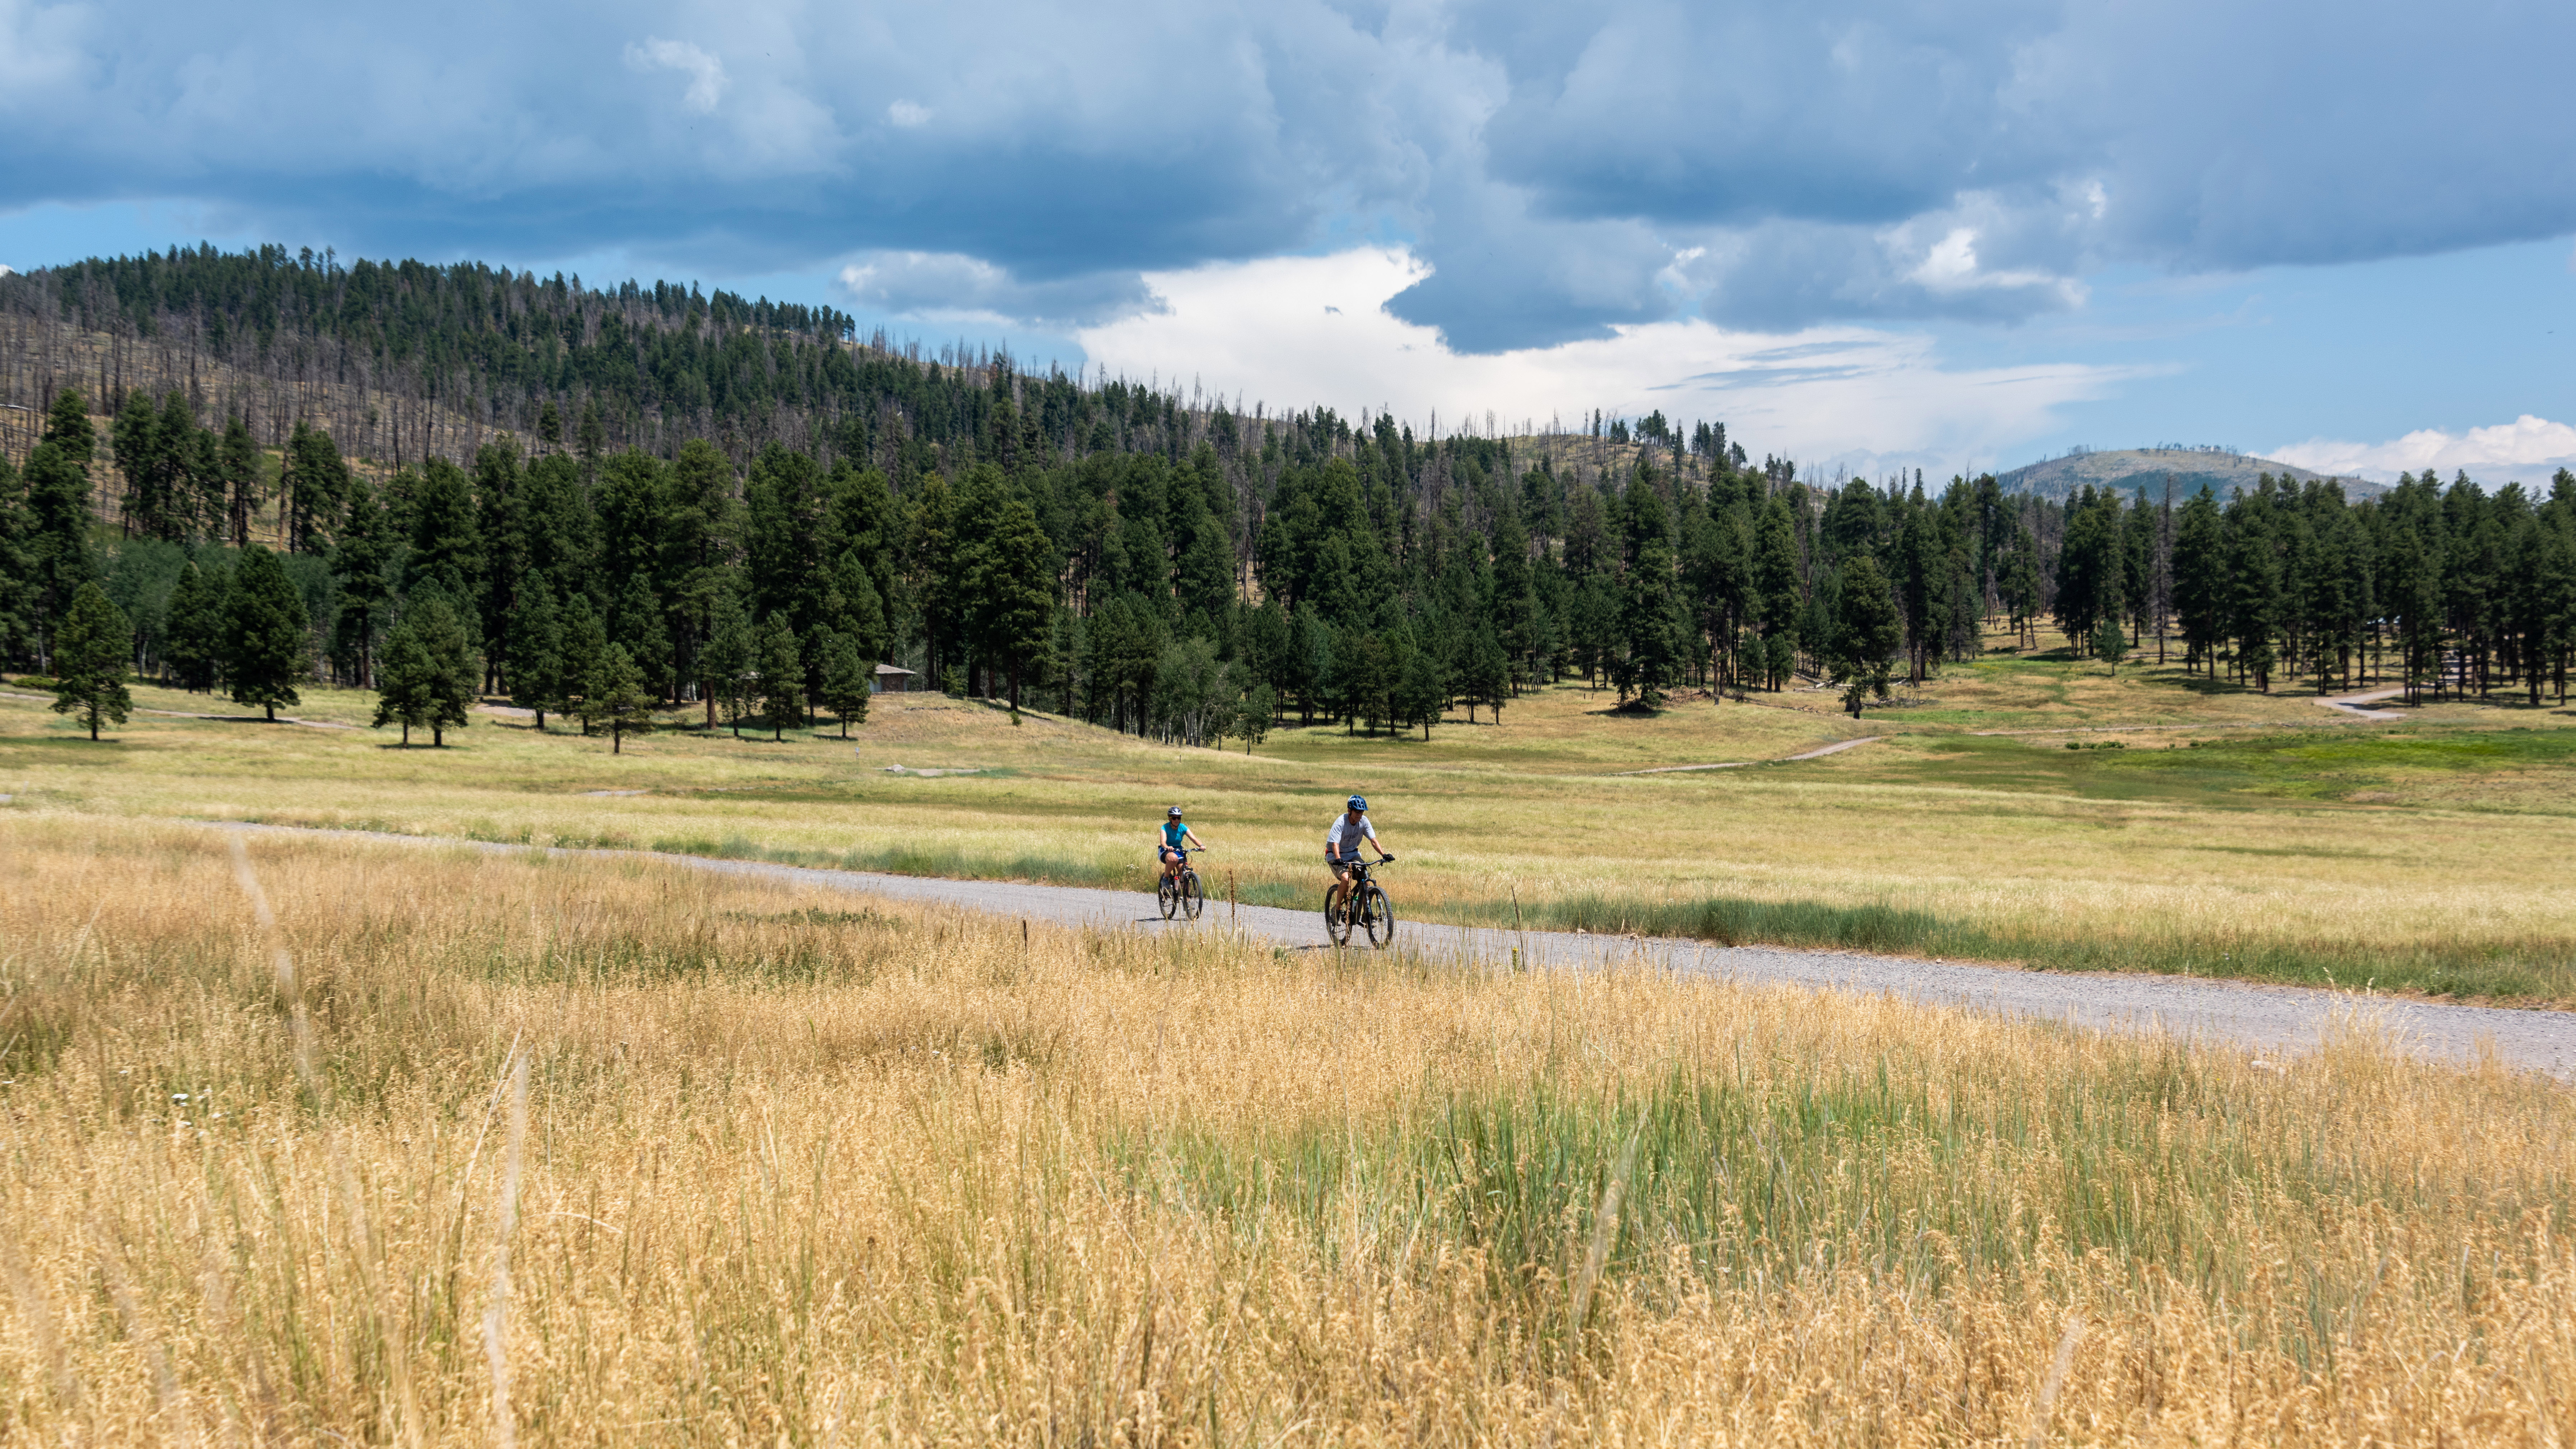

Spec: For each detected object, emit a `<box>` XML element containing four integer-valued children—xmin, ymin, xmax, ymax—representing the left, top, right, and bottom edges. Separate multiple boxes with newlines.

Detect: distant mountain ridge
<box><xmin>1995</xmin><ymin>447</ymin><xmax>2386</xmax><ymax>501</ymax></box>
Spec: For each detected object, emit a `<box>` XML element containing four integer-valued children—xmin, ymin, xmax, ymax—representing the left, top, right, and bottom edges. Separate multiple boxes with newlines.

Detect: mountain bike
<box><xmin>1157</xmin><ymin>848</ymin><xmax>1205</xmax><ymax>922</ymax></box>
<box><xmin>1323</xmin><ymin>857</ymin><xmax>1395</xmax><ymax>948</ymax></box>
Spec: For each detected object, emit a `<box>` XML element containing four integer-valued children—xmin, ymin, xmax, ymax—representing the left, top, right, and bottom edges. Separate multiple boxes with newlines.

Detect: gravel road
<box><xmin>224</xmin><ymin>824</ymin><xmax>2576</xmax><ymax>1078</ymax></box>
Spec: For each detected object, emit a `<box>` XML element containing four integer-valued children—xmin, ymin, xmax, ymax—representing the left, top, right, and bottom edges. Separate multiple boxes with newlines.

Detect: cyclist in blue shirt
<box><xmin>1157</xmin><ymin>805</ymin><xmax>1207</xmax><ymax>885</ymax></box>
<box><xmin>1325</xmin><ymin>795</ymin><xmax>1393</xmax><ymax>913</ymax></box>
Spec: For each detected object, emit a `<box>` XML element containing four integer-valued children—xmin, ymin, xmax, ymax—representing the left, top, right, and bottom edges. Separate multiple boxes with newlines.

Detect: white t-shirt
<box><xmin>1325</xmin><ymin>813</ymin><xmax>1379</xmax><ymax>860</ymax></box>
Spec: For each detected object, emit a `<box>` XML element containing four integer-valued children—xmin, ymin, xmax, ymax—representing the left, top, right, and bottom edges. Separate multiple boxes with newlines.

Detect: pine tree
<box><xmin>559</xmin><ymin>593</ymin><xmax>607</xmax><ymax>731</ymax></box>
<box><xmin>1568</xmin><ymin>576</ymin><xmax>1618</xmax><ymax>690</ymax></box>
<box><xmin>51</xmin><ymin>582</ymin><xmax>132</xmax><ymax>739</ymax></box>
<box><xmin>2225</xmin><ymin>493</ymin><xmax>2284</xmax><ymax>692</ymax></box>
<box><xmin>23</xmin><ymin>392</ymin><xmax>97</xmax><ymax>662</ymax></box>
<box><xmin>164</xmin><ymin>394</ymin><xmax>220</xmax><ymax>539</ymax></box>
<box><xmin>744</xmin><ymin>442</ymin><xmax>832</xmax><ymax>658</ymax></box>
<box><xmin>589</xmin><ymin>644</ymin><xmax>655</xmax><ymax>754</ymax></box>
<box><xmin>218</xmin><ymin>415</ymin><xmax>259</xmax><ymax>548</ymax></box>
<box><xmin>1680</xmin><ymin>507</ymin><xmax>1749</xmax><ymax>693</ymax></box>
<box><xmin>1283</xmin><ymin>607</ymin><xmax>1327</xmax><ymax>725</ymax></box>
<box><xmin>2053</xmin><ymin>489</ymin><xmax>2122</xmax><ymax>654</ymax></box>
<box><xmin>1830</xmin><ymin>555</ymin><xmax>1903</xmax><ymax>717</ymax></box>
<box><xmin>610</xmin><ymin>574</ymin><xmax>673</xmax><ymax>702</ymax></box>
<box><xmin>757</xmin><ymin>612</ymin><xmax>804</xmax><ymax>740</ymax></box>
<box><xmin>970</xmin><ymin>496</ymin><xmax>1056</xmax><ymax>706</ymax></box>
<box><xmin>1234</xmin><ymin>682</ymin><xmax>1274</xmax><ymax>754</ymax></box>
<box><xmin>520</xmin><ymin>453</ymin><xmax>599</xmax><ymax>586</ymax></box>
<box><xmin>223</xmin><ymin>545</ymin><xmax>309</xmax><ymax>720</ymax></box>
<box><xmin>2172</xmin><ymin>487</ymin><xmax>2227</xmax><ymax>674</ymax></box>
<box><xmin>1754</xmin><ymin>495</ymin><xmax>1804</xmax><ymax>644</ymax></box>
<box><xmin>372</xmin><ymin>614</ymin><xmax>437</xmax><ymax>747</ymax></box>
<box><xmin>1615</xmin><ymin>519</ymin><xmax>1683</xmax><ymax>708</ymax></box>
<box><xmin>0</xmin><ymin>450</ymin><xmax>27</xmax><ymax>660</ymax></box>
<box><xmin>1999</xmin><ymin>525</ymin><xmax>2042</xmax><ymax>650</ymax></box>
<box><xmin>817</xmin><ymin>630</ymin><xmax>872</xmax><ymax>737</ymax></box>
<box><xmin>576</xmin><ymin>398</ymin><xmax>607</xmax><ymax>475</ymax></box>
<box><xmin>374</xmin><ymin>591</ymin><xmax>475</xmax><ymax>745</ymax></box>
<box><xmin>331</xmin><ymin>477</ymin><xmax>396</xmax><ymax>685</ymax></box>
<box><xmin>163</xmin><ymin>559</ymin><xmax>225</xmax><ymax>692</ymax></box>
<box><xmin>419</xmin><ymin>594</ymin><xmax>478</xmax><ymax>746</ymax></box>
<box><xmin>404</xmin><ymin>457</ymin><xmax>482</xmax><ymax>599</ymax></box>
<box><xmin>701</xmin><ymin>593</ymin><xmax>755</xmax><ymax>737</ymax></box>
<box><xmin>1396</xmin><ymin>643</ymin><xmax>1449</xmax><ymax>739</ymax></box>
<box><xmin>827</xmin><ymin>549</ymin><xmax>888</xmax><ymax>666</ymax></box>
<box><xmin>2091</xmin><ymin>616</ymin><xmax>2128</xmax><ymax>672</ymax></box>
<box><xmin>281</xmin><ymin>420</ymin><xmax>350</xmax><ymax>553</ymax></box>
<box><xmin>1461</xmin><ymin>625</ymin><xmax>1511</xmax><ymax>724</ymax></box>
<box><xmin>113</xmin><ymin>389</ymin><xmax>175</xmax><ymax>541</ymax></box>
<box><xmin>508</xmin><ymin>572</ymin><xmax>565</xmax><ymax>730</ymax></box>
<box><xmin>1893</xmin><ymin>505</ymin><xmax>1952</xmax><ymax>684</ymax></box>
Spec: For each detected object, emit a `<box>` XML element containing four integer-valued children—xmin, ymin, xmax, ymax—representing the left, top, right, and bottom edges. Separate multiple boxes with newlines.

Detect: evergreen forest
<box><xmin>4</xmin><ymin>245</ymin><xmax>2573</xmax><ymax>744</ymax></box>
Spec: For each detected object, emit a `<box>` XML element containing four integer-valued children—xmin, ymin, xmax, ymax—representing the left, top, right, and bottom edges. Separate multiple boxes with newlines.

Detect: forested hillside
<box><xmin>3</xmin><ymin>245</ymin><xmax>2572</xmax><ymax>744</ymax></box>
<box><xmin>1995</xmin><ymin>446</ymin><xmax>2375</xmax><ymax>503</ymax></box>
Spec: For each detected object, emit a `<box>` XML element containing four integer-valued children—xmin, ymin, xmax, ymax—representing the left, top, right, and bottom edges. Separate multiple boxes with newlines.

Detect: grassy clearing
<box><xmin>2</xmin><ymin>820</ymin><xmax>2572</xmax><ymax>1443</ymax></box>
<box><xmin>6</xmin><ymin>643</ymin><xmax>2576</xmax><ymax>1002</ymax></box>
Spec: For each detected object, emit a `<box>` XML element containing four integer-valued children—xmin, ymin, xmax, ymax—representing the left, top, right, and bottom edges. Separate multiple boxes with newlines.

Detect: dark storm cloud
<box><xmin>3</xmin><ymin>0</ymin><xmax>2568</xmax><ymax>349</ymax></box>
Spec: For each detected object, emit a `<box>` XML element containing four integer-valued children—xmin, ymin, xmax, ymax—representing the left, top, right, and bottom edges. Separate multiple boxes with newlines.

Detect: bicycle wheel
<box><xmin>1322</xmin><ymin>888</ymin><xmax>1352</xmax><ymax>945</ymax></box>
<box><xmin>1180</xmin><ymin>870</ymin><xmax>1204</xmax><ymax>921</ymax></box>
<box><xmin>1361</xmin><ymin>884</ymin><xmax>1395</xmax><ymax>948</ymax></box>
<box><xmin>1157</xmin><ymin>874</ymin><xmax>1178</xmax><ymax>921</ymax></box>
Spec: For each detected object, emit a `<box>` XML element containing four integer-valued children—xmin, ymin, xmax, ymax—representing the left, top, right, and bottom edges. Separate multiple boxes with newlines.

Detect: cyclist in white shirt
<box><xmin>1324</xmin><ymin>795</ymin><xmax>1393</xmax><ymax>914</ymax></box>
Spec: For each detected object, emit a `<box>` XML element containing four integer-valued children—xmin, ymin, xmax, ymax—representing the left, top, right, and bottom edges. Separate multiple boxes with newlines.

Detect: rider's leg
<box><xmin>1327</xmin><ymin>859</ymin><xmax>1351</xmax><ymax>906</ymax></box>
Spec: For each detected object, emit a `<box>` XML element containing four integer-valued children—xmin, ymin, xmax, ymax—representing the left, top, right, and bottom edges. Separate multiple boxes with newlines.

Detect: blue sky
<box><xmin>3</xmin><ymin>0</ymin><xmax>2570</xmax><ymax>482</ymax></box>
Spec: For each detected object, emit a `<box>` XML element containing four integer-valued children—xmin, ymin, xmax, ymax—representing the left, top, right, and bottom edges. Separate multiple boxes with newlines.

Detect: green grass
<box><xmin>1119</xmin><ymin>1041</ymin><xmax>2567</xmax><ymax>1371</ymax></box>
<box><xmin>1448</xmin><ymin>889</ymin><xmax>2576</xmax><ymax>999</ymax></box>
<box><xmin>1814</xmin><ymin>726</ymin><xmax>2576</xmax><ymax>812</ymax></box>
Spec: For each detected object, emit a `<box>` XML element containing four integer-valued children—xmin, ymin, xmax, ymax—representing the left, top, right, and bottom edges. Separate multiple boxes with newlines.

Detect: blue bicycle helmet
<box><xmin>1168</xmin><ymin>805</ymin><xmax>1184</xmax><ymax>818</ymax></box>
<box><xmin>1347</xmin><ymin>795</ymin><xmax>1368</xmax><ymax>810</ymax></box>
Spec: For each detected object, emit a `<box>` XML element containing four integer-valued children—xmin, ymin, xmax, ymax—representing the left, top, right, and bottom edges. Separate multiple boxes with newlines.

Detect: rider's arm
<box><xmin>1186</xmin><ymin>827</ymin><xmax>1208</xmax><ymax>849</ymax></box>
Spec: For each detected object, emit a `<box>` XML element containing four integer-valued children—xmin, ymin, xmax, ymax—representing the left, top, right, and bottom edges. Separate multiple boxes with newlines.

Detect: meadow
<box><xmin>3</xmin><ymin>819</ymin><xmax>2572</xmax><ymax>1444</ymax></box>
<box><xmin>6</xmin><ymin>632</ymin><xmax>2576</xmax><ymax>1002</ymax></box>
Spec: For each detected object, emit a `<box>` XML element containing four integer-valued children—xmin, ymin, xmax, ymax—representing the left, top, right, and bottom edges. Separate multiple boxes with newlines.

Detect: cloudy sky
<box><xmin>3</xmin><ymin>0</ymin><xmax>2570</xmax><ymax>482</ymax></box>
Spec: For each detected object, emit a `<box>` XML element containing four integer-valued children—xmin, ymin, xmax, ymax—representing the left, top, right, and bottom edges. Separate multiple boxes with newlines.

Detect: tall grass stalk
<box><xmin>482</xmin><ymin>1050</ymin><xmax>528</xmax><ymax>1449</ymax></box>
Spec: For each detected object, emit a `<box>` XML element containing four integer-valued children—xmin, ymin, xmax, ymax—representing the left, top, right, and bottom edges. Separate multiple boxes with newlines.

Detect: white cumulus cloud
<box><xmin>1076</xmin><ymin>246</ymin><xmax>2143</xmax><ymax>478</ymax></box>
<box><xmin>625</xmin><ymin>37</ymin><xmax>727</xmax><ymax>114</ymax></box>
<box><xmin>886</xmin><ymin>99</ymin><xmax>930</xmax><ymax>128</ymax></box>
<box><xmin>2270</xmin><ymin>416</ymin><xmax>2576</xmax><ymax>484</ymax></box>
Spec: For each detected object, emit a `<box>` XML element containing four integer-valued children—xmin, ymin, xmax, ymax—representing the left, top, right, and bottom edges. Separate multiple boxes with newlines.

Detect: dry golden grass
<box><xmin>4</xmin><ymin>817</ymin><xmax>2575</xmax><ymax>1444</ymax></box>
<box><xmin>10</xmin><ymin>677</ymin><xmax>2576</xmax><ymax>1000</ymax></box>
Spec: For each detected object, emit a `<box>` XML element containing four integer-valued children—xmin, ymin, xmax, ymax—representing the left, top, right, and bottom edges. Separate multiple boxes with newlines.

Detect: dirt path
<box><xmin>2316</xmin><ymin>687</ymin><xmax>2410</xmax><ymax>721</ymax></box>
<box><xmin>1781</xmin><ymin>735</ymin><xmax>1886</xmax><ymax>761</ymax></box>
<box><xmin>215</xmin><ymin>822</ymin><xmax>2576</xmax><ymax>1078</ymax></box>
<box><xmin>1616</xmin><ymin>734</ymin><xmax>1886</xmax><ymax>775</ymax></box>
